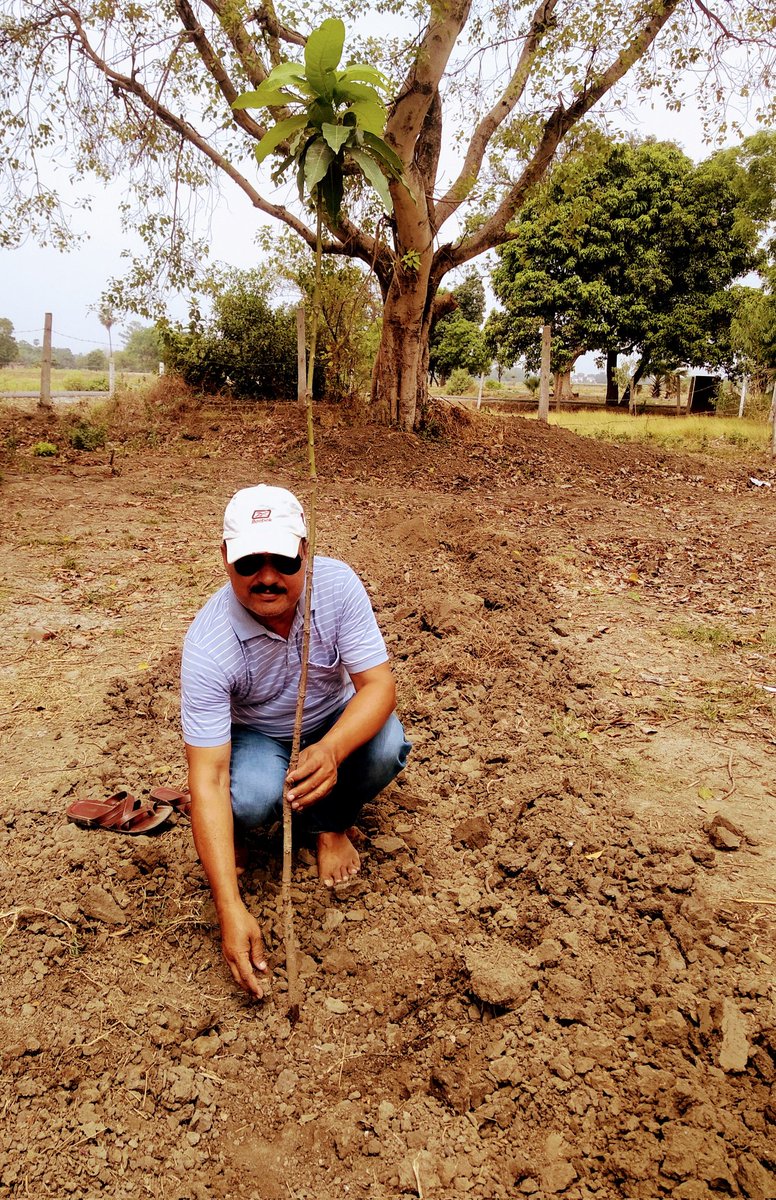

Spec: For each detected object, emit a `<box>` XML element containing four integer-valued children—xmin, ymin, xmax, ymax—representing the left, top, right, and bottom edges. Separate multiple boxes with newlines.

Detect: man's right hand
<box><xmin>219</xmin><ymin>902</ymin><xmax>268</xmax><ymax>998</ymax></box>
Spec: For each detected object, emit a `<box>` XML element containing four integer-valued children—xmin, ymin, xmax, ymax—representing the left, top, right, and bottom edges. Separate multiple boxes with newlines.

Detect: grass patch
<box><xmin>531</xmin><ymin>410</ymin><xmax>771</xmax><ymax>452</ymax></box>
<box><xmin>0</xmin><ymin>366</ymin><xmax>155</xmax><ymax>393</ymax></box>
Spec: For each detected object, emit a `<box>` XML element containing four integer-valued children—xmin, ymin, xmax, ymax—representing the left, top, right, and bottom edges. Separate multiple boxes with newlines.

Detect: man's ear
<box><xmin>221</xmin><ymin>540</ymin><xmax>229</xmax><ymax>569</ymax></box>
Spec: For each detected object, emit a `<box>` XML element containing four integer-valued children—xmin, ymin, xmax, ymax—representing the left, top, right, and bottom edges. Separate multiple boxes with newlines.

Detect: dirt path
<box><xmin>0</xmin><ymin>401</ymin><xmax>774</xmax><ymax>1200</ymax></box>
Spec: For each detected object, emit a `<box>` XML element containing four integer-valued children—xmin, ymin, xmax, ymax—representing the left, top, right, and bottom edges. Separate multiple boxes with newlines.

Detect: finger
<box><xmin>250</xmin><ymin>933</ymin><xmax>268</xmax><ymax>973</ymax></box>
<box><xmin>236</xmin><ymin>953</ymin><xmax>264</xmax><ymax>998</ymax></box>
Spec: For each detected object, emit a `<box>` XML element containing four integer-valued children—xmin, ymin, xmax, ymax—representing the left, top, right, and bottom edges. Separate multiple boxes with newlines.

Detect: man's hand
<box><xmin>285</xmin><ymin>741</ymin><xmax>338</xmax><ymax>811</ymax></box>
<box><xmin>219</xmin><ymin>901</ymin><xmax>268</xmax><ymax>998</ymax></box>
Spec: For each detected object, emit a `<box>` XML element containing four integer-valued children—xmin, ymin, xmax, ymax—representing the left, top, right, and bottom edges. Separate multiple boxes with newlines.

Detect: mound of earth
<box><xmin>0</xmin><ymin>400</ymin><xmax>773</xmax><ymax>1199</ymax></box>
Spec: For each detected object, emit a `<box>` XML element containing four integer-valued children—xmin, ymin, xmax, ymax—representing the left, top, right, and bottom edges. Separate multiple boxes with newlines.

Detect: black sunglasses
<box><xmin>233</xmin><ymin>552</ymin><xmax>303</xmax><ymax>577</ymax></box>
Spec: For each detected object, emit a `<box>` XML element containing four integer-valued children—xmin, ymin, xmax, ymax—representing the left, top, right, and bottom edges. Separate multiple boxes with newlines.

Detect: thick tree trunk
<box><xmin>605</xmin><ymin>350</ymin><xmax>619</xmax><ymax>405</ymax></box>
<box><xmin>554</xmin><ymin>368</ymin><xmax>574</xmax><ymax>406</ymax></box>
<box><xmin>371</xmin><ymin>272</ymin><xmax>432</xmax><ymax>431</ymax></box>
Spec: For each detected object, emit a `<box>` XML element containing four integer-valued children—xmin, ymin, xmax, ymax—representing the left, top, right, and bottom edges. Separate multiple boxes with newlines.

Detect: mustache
<box><xmin>250</xmin><ymin>583</ymin><xmax>286</xmax><ymax>595</ymax></box>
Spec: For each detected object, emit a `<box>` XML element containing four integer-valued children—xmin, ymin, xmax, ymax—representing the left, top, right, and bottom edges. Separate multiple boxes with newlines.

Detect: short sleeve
<box><xmin>181</xmin><ymin>638</ymin><xmax>233</xmax><ymax>747</ymax></box>
<box><xmin>335</xmin><ymin>568</ymin><xmax>388</xmax><ymax>675</ymax></box>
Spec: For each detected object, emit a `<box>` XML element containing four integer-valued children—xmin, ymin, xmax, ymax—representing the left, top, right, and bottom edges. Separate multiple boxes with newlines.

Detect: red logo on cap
<box><xmin>251</xmin><ymin>509</ymin><xmax>271</xmax><ymax>522</ymax></box>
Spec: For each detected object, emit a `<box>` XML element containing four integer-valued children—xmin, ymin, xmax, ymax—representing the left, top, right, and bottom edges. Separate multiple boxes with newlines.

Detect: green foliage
<box><xmin>490</xmin><ymin>133</ymin><xmax>772</xmax><ymax>384</ymax></box>
<box><xmin>68</xmin><ymin>420</ymin><xmax>106</xmax><ymax>450</ymax></box>
<box><xmin>84</xmin><ymin>349</ymin><xmax>107</xmax><ymax>371</ymax></box>
<box><xmin>525</xmin><ymin>375</ymin><xmax>540</xmax><ymax>396</ymax></box>
<box><xmin>431</xmin><ymin>315</ymin><xmax>491</xmax><ymax>382</ymax></box>
<box><xmin>118</xmin><ymin>322</ymin><xmax>162</xmax><ymax>372</ymax></box>
<box><xmin>260</xmin><ymin>231</ymin><xmax>381</xmax><ymax>401</ymax></box>
<box><xmin>0</xmin><ymin>318</ymin><xmax>18</xmax><ymax>367</ymax></box>
<box><xmin>62</xmin><ymin>371</ymin><xmax>108</xmax><ymax>391</ymax></box>
<box><xmin>159</xmin><ymin>269</ymin><xmax>300</xmax><ymax>401</ymax></box>
<box><xmin>233</xmin><ymin>18</ymin><xmax>403</xmax><ymax>223</ymax></box>
<box><xmin>31</xmin><ymin>441</ymin><xmax>57</xmax><ymax>456</ymax></box>
<box><xmin>446</xmin><ymin>368</ymin><xmax>476</xmax><ymax>395</ymax></box>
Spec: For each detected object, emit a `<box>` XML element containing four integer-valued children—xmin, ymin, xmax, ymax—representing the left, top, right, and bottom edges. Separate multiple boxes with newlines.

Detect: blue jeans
<box><xmin>230</xmin><ymin>707</ymin><xmax>411</xmax><ymax>834</ymax></box>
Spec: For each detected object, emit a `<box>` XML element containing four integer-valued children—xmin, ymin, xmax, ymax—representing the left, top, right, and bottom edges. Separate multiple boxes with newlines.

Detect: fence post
<box><xmin>296</xmin><ymin>302</ymin><xmax>306</xmax><ymax>406</ymax></box>
<box><xmin>538</xmin><ymin>323</ymin><xmax>551</xmax><ymax>424</ymax></box>
<box><xmin>738</xmin><ymin>376</ymin><xmax>747</xmax><ymax>419</ymax></box>
<box><xmin>39</xmin><ymin>313</ymin><xmax>53</xmax><ymax>411</ymax></box>
<box><xmin>109</xmin><ymin>358</ymin><xmax>116</xmax><ymax>397</ymax></box>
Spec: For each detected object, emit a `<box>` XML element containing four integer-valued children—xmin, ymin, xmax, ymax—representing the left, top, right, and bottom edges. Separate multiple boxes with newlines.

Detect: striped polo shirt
<box><xmin>181</xmin><ymin>556</ymin><xmax>388</xmax><ymax>746</ymax></box>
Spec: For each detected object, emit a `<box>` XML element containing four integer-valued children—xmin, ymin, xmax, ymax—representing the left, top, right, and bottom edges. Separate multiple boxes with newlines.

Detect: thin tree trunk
<box><xmin>538</xmin><ymin>323</ymin><xmax>551</xmax><ymax>423</ymax></box>
<box><xmin>605</xmin><ymin>350</ymin><xmax>618</xmax><ymax>406</ymax></box>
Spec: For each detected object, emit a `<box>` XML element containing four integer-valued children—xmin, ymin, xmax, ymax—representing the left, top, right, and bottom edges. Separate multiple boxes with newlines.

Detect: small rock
<box><xmin>322</xmin><ymin>909</ymin><xmax>345</xmax><ymax>932</ymax></box>
<box><xmin>190</xmin><ymin>1032</ymin><xmax>220</xmax><ymax>1058</ymax></box>
<box><xmin>708</xmin><ymin>814</ymin><xmax>743</xmax><ymax>851</ymax></box>
<box><xmin>411</xmin><ymin>932</ymin><xmax>436</xmax><ymax>954</ymax></box>
<box><xmin>371</xmin><ymin>834</ymin><xmax>406</xmax><ymax>853</ymax></box>
<box><xmin>465</xmin><ymin>944</ymin><xmax>536</xmax><ymax>1008</ymax></box>
<box><xmin>79</xmin><ymin>886</ymin><xmax>126</xmax><ymax>926</ymax></box>
<box><xmin>542</xmin><ymin>1162</ymin><xmax>578</xmax><ymax>1193</ymax></box>
<box><xmin>718</xmin><ymin>999</ymin><xmax>749</xmax><ymax>1072</ymax></box>
<box><xmin>324</xmin><ymin>998</ymin><xmax>348</xmax><ymax>1014</ymax></box>
<box><xmin>274</xmin><ymin>1069</ymin><xmax>298</xmax><ymax>1098</ymax></box>
<box><xmin>451</xmin><ymin>816</ymin><xmax>491</xmax><ymax>849</ymax></box>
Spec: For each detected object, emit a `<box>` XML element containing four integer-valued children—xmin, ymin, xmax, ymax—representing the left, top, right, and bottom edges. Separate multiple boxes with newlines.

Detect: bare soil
<box><xmin>0</xmin><ymin>399</ymin><xmax>774</xmax><ymax>1200</ymax></box>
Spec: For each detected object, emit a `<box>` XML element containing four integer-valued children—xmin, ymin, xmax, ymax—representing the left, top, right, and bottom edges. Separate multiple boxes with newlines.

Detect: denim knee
<box><xmin>229</xmin><ymin>725</ymin><xmax>289</xmax><ymax>829</ymax></box>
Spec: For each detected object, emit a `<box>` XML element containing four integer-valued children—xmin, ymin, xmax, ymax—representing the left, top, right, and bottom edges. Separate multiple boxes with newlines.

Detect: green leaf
<box><xmin>320</xmin><ymin>160</ymin><xmax>344</xmax><ymax>222</ymax></box>
<box><xmin>304</xmin><ymin>18</ymin><xmax>345</xmax><ymax>98</ymax></box>
<box><xmin>349</xmin><ymin>147</ymin><xmax>393</xmax><ymax>213</ymax></box>
<box><xmin>344</xmin><ymin>99</ymin><xmax>386</xmax><ymax>137</ymax></box>
<box><xmin>321</xmin><ymin>123</ymin><xmax>352</xmax><ymax>154</ymax></box>
<box><xmin>332</xmin><ymin>81</ymin><xmax>383</xmax><ymax>107</ymax></box>
<box><xmin>303</xmin><ymin>138</ymin><xmax>335</xmax><ymax>193</ymax></box>
<box><xmin>232</xmin><ymin>84</ymin><xmax>297</xmax><ymax>109</ymax></box>
<box><xmin>264</xmin><ymin>61</ymin><xmax>310</xmax><ymax>88</ymax></box>
<box><xmin>337</xmin><ymin>65</ymin><xmax>389</xmax><ymax>90</ymax></box>
<box><xmin>362</xmin><ymin>132</ymin><xmax>404</xmax><ymax>178</ymax></box>
<box><xmin>253</xmin><ymin>114</ymin><xmax>308</xmax><ymax>165</ymax></box>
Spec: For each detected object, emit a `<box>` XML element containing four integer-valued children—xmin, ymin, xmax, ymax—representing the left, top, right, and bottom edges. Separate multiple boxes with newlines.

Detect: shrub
<box><xmin>446</xmin><ymin>368</ymin><xmax>475</xmax><ymax>395</ymax></box>
<box><xmin>68</xmin><ymin>420</ymin><xmax>106</xmax><ymax>450</ymax></box>
<box><xmin>525</xmin><ymin>375</ymin><xmax>540</xmax><ymax>396</ymax></box>
<box><xmin>62</xmin><ymin>372</ymin><xmax>109</xmax><ymax>392</ymax></box>
<box><xmin>32</xmin><ymin>441</ymin><xmax>58</xmax><ymax>456</ymax></box>
<box><xmin>484</xmin><ymin>378</ymin><xmax>503</xmax><ymax>392</ymax></box>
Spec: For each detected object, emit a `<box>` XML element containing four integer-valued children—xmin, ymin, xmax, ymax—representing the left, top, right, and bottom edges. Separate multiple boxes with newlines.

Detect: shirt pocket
<box><xmin>307</xmin><ymin>641</ymin><xmax>344</xmax><ymax>685</ymax></box>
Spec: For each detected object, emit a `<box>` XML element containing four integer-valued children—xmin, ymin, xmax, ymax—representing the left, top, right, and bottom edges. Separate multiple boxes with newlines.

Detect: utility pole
<box><xmin>39</xmin><ymin>313</ymin><xmax>53</xmax><ymax>411</ymax></box>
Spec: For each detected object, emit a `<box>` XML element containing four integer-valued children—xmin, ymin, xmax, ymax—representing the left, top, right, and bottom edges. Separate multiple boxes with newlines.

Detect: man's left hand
<box><xmin>285</xmin><ymin>742</ymin><xmax>338</xmax><ymax>810</ymax></box>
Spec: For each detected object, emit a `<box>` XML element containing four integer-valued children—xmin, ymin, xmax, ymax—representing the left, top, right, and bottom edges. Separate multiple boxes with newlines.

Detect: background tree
<box><xmin>2</xmin><ymin>3</ymin><xmax>774</xmax><ymax>429</ymax></box>
<box><xmin>0</xmin><ymin>318</ymin><xmax>18</xmax><ymax>367</ymax></box>
<box><xmin>429</xmin><ymin>272</ymin><xmax>490</xmax><ymax>385</ymax></box>
<box><xmin>260</xmin><ymin>231</ymin><xmax>382</xmax><ymax>402</ymax></box>
<box><xmin>159</xmin><ymin>268</ymin><xmax>300</xmax><ymax>400</ymax></box>
<box><xmin>489</xmin><ymin>133</ymin><xmax>772</xmax><ymax>404</ymax></box>
<box><xmin>118</xmin><ymin>323</ymin><xmax>163</xmax><ymax>373</ymax></box>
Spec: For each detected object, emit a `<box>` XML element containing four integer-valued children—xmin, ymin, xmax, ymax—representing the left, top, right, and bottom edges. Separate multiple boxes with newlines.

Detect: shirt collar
<box><xmin>225</xmin><ymin>580</ymin><xmax>312</xmax><ymax>643</ymax></box>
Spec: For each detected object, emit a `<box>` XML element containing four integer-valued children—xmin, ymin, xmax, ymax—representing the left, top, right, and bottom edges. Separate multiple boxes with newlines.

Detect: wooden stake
<box><xmin>538</xmin><ymin>323</ymin><xmax>551</xmax><ymax>424</ymax></box>
<box><xmin>282</xmin><ymin>206</ymin><xmax>322</xmax><ymax>1022</ymax></box>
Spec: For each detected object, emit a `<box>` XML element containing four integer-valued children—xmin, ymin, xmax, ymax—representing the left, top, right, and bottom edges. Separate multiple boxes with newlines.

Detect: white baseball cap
<box><xmin>222</xmin><ymin>485</ymin><xmax>306</xmax><ymax>564</ymax></box>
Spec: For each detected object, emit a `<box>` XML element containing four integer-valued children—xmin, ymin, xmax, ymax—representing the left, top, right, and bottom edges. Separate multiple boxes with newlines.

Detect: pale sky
<box><xmin>0</xmin><ymin>94</ymin><xmax>762</xmax><ymax>356</ymax></box>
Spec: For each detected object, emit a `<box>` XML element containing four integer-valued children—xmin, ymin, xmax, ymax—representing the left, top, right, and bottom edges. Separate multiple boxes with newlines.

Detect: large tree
<box><xmin>487</xmin><ymin>133</ymin><xmax>772</xmax><ymax>401</ymax></box>
<box><xmin>1</xmin><ymin>2</ymin><xmax>774</xmax><ymax>429</ymax></box>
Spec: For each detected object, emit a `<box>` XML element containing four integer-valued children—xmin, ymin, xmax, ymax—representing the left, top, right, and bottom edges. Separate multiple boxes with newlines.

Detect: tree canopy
<box><xmin>0</xmin><ymin>318</ymin><xmax>18</xmax><ymax>367</ymax></box>
<box><xmin>2</xmin><ymin>1</ymin><xmax>774</xmax><ymax>427</ymax></box>
<box><xmin>487</xmin><ymin>131</ymin><xmax>775</xmax><ymax>395</ymax></box>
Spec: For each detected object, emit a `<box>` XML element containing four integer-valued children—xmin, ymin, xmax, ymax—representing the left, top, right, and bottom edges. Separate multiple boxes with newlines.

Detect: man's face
<box><xmin>222</xmin><ymin>541</ymin><xmax>307</xmax><ymax>631</ymax></box>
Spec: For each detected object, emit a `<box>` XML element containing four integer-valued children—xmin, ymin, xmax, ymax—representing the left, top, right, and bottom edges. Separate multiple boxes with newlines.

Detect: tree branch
<box><xmin>434</xmin><ymin>0</ymin><xmax>558</xmax><ymax>229</ymax></box>
<box><xmin>248</xmin><ymin>2</ymin><xmax>306</xmax><ymax>52</ymax></box>
<box><xmin>444</xmin><ymin>0</ymin><xmax>683</xmax><ymax>269</ymax></box>
<box><xmin>386</xmin><ymin>0</ymin><xmax>472</xmax><ymax>161</ymax></box>
<box><xmin>173</xmin><ymin>0</ymin><xmax>266</xmax><ymax>142</ymax></box>
<box><xmin>198</xmin><ymin>0</ymin><xmax>269</xmax><ymax>86</ymax></box>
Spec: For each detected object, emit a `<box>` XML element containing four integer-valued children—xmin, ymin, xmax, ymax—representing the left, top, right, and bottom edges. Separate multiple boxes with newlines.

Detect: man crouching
<box><xmin>181</xmin><ymin>484</ymin><xmax>411</xmax><ymax>996</ymax></box>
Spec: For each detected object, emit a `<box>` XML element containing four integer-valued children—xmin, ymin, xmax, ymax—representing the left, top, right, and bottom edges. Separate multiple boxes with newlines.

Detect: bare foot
<box><xmin>317</xmin><ymin>829</ymin><xmax>360</xmax><ymax>888</ymax></box>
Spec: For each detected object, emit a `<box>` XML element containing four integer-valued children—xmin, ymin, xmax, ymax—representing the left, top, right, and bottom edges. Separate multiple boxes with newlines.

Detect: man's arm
<box><xmin>285</xmin><ymin>660</ymin><xmax>396</xmax><ymax>811</ymax></box>
<box><xmin>185</xmin><ymin>741</ymin><xmax>267</xmax><ymax>998</ymax></box>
